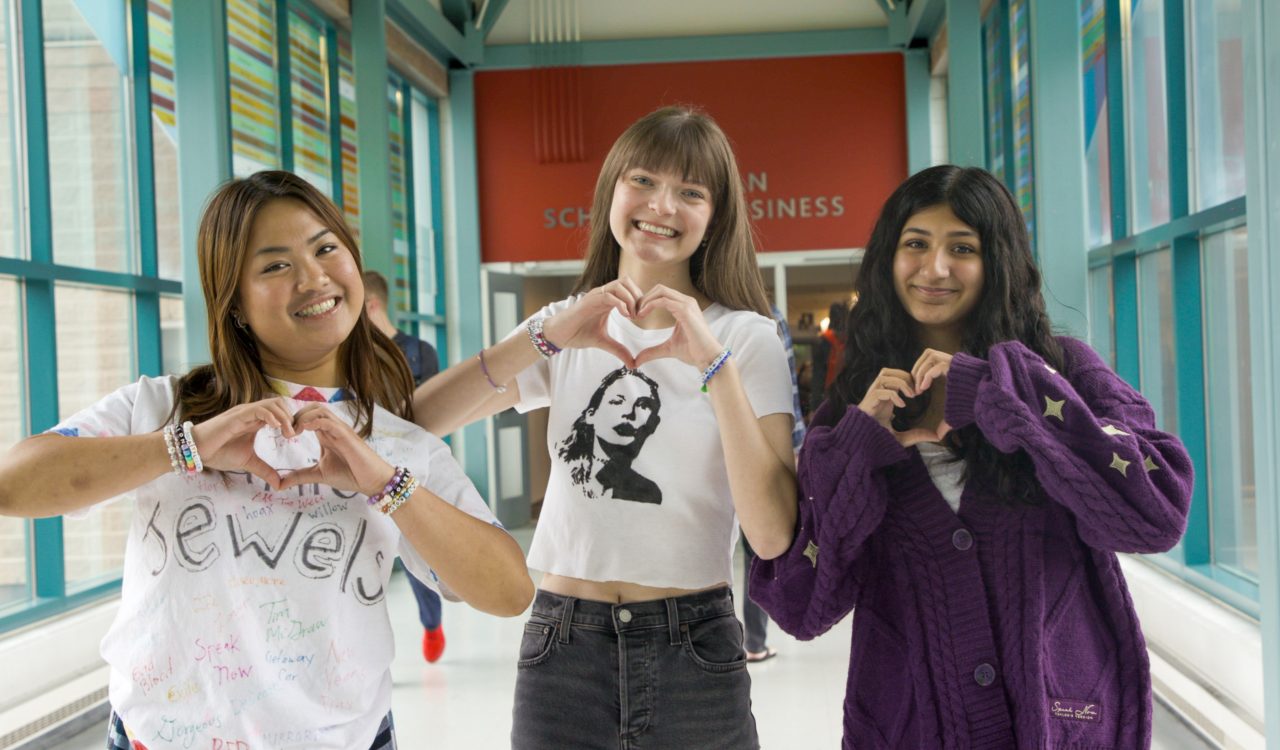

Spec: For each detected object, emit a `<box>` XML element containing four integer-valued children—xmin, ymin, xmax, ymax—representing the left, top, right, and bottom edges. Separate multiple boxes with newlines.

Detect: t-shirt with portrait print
<box><xmin>514</xmin><ymin>295</ymin><xmax>794</xmax><ymax>589</ymax></box>
<box><xmin>48</xmin><ymin>375</ymin><xmax>499</xmax><ymax>749</ymax></box>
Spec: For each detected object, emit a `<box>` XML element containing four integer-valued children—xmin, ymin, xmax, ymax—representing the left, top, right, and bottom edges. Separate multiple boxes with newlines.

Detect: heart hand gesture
<box><xmin>541</xmin><ymin>277</ymin><xmax>644</xmax><ymax>367</ymax></box>
<box><xmin>632</xmin><ymin>285</ymin><xmax>724</xmax><ymax>370</ymax></box>
<box><xmin>190</xmin><ymin>397</ymin><xmax>298</xmax><ymax>490</ymax></box>
<box><xmin>277</xmin><ymin>405</ymin><xmax>396</xmax><ymax>496</ymax></box>
<box><xmin>858</xmin><ymin>352</ymin><xmax>954</xmax><ymax>447</ymax></box>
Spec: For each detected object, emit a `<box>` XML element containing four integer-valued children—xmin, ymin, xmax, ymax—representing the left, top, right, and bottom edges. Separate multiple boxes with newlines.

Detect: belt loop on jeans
<box><xmin>665</xmin><ymin>598</ymin><xmax>681</xmax><ymax>646</ymax></box>
<box><xmin>558</xmin><ymin>596</ymin><xmax>575</xmax><ymax>644</ymax></box>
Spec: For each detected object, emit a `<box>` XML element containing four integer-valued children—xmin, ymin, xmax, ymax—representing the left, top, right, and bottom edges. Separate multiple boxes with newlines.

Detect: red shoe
<box><xmin>423</xmin><ymin>625</ymin><xmax>446</xmax><ymax>663</ymax></box>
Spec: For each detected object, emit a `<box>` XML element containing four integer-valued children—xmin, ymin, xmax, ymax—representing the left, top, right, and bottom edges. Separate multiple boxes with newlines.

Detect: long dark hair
<box><xmin>557</xmin><ymin>368</ymin><xmax>662</xmax><ymax>484</ymax></box>
<box><xmin>170</xmin><ymin>171</ymin><xmax>414</xmax><ymax>437</ymax></box>
<box><xmin>828</xmin><ymin>165</ymin><xmax>1066</xmax><ymax>504</ymax></box>
<box><xmin>574</xmin><ymin>106</ymin><xmax>771</xmax><ymax>317</ymax></box>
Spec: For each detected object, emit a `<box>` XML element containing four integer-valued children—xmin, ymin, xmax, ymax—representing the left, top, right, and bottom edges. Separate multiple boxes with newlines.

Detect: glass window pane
<box><xmin>44</xmin><ymin>0</ymin><xmax>135</xmax><ymax>273</ymax></box>
<box><xmin>388</xmin><ymin>81</ymin><xmax>411</xmax><ymax>316</ymax></box>
<box><xmin>0</xmin><ymin>3</ymin><xmax>17</xmax><ymax>261</ymax></box>
<box><xmin>983</xmin><ymin>8</ymin><xmax>1007</xmax><ymax>184</ymax></box>
<box><xmin>411</xmin><ymin>93</ymin><xmax>438</xmax><ymax>317</ymax></box>
<box><xmin>1203</xmin><ymin>226</ymin><xmax>1255</xmax><ymax>578</ymax></box>
<box><xmin>228</xmin><ymin>0</ymin><xmax>280</xmax><ymax>176</ymax></box>
<box><xmin>149</xmin><ymin>0</ymin><xmax>182</xmax><ymax>281</ymax></box>
<box><xmin>0</xmin><ymin>277</ymin><xmax>29</xmax><ymax>609</ymax></box>
<box><xmin>1010</xmin><ymin>0</ymin><xmax>1036</xmax><ymax>242</ymax></box>
<box><xmin>1088</xmin><ymin>265</ymin><xmax>1115</xmax><ymax>368</ymax></box>
<box><xmin>1136</xmin><ymin>248</ymin><xmax>1177</xmax><ymax>432</ymax></box>
<box><xmin>289</xmin><ymin>6</ymin><xmax>332</xmax><ymax>196</ymax></box>
<box><xmin>160</xmin><ymin>294</ymin><xmax>187</xmax><ymax>376</ymax></box>
<box><xmin>1189</xmin><ymin>0</ymin><xmax>1245</xmax><ymax>209</ymax></box>
<box><xmin>1082</xmin><ymin>0</ymin><xmax>1113</xmax><ymax>247</ymax></box>
<box><xmin>1125</xmin><ymin>0</ymin><xmax>1170</xmax><ymax>232</ymax></box>
<box><xmin>338</xmin><ymin>34</ymin><xmax>359</xmax><ymax>235</ymax></box>
<box><xmin>56</xmin><ymin>285</ymin><xmax>136</xmax><ymax>591</ymax></box>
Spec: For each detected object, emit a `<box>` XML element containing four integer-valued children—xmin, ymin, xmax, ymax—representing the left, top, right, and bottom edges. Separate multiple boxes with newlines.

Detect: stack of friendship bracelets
<box><xmin>366</xmin><ymin>466</ymin><xmax>419</xmax><ymax>516</ymax></box>
<box><xmin>526</xmin><ymin>317</ymin><xmax>561</xmax><ymax>359</ymax></box>
<box><xmin>163</xmin><ymin>421</ymin><xmax>204</xmax><ymax>476</ymax></box>
<box><xmin>700</xmin><ymin>348</ymin><xmax>733</xmax><ymax>393</ymax></box>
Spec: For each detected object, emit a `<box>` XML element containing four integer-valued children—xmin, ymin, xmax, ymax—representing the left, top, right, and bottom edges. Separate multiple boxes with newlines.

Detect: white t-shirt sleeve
<box><xmin>512</xmin><ymin>295</ymin><xmax>580</xmax><ymax>414</ymax></box>
<box><xmin>396</xmin><ymin>430</ymin><xmax>507</xmax><ymax>598</ymax></box>
<box><xmin>724</xmin><ymin>314</ymin><xmax>795</xmax><ymax>421</ymax></box>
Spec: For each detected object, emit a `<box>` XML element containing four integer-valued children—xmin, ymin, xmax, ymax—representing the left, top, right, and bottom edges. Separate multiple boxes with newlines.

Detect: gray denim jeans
<box><xmin>511</xmin><ymin>586</ymin><xmax>760</xmax><ymax>750</ymax></box>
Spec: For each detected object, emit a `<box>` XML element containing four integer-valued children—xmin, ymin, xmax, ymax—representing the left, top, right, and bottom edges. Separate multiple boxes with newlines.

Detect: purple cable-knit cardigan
<box><xmin>751</xmin><ymin>337</ymin><xmax>1193</xmax><ymax>750</ymax></box>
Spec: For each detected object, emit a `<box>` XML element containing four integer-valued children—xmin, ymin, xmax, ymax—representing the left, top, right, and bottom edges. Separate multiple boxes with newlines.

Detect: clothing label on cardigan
<box><xmin>1050</xmin><ymin>699</ymin><xmax>1101</xmax><ymax>722</ymax></box>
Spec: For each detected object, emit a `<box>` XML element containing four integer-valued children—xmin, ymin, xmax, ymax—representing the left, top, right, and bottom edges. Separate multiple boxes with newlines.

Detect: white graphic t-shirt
<box><xmin>515</xmin><ymin>297</ymin><xmax>794</xmax><ymax>589</ymax></box>
<box><xmin>50</xmin><ymin>376</ymin><xmax>499</xmax><ymax>749</ymax></box>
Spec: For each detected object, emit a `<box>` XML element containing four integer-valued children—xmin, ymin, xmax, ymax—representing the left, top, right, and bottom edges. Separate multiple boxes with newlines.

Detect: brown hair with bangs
<box><xmin>573</xmin><ymin>106</ymin><xmax>771</xmax><ymax>317</ymax></box>
<box><xmin>169</xmin><ymin>170</ymin><xmax>414</xmax><ymax>437</ymax></box>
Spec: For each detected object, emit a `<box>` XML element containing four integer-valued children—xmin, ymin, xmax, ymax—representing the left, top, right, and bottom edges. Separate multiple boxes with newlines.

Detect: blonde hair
<box><xmin>170</xmin><ymin>171</ymin><xmax>414</xmax><ymax>437</ymax></box>
<box><xmin>574</xmin><ymin>106</ymin><xmax>770</xmax><ymax>316</ymax></box>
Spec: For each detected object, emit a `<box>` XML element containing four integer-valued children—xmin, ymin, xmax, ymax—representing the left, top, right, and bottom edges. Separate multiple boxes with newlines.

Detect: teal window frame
<box><xmin>1083</xmin><ymin>0</ymin><xmax>1253</xmax><ymax>613</ymax></box>
<box><xmin>1</xmin><ymin>0</ymin><xmax>453</xmax><ymax>634</ymax></box>
<box><xmin>978</xmin><ymin>0</ymin><xmax>1254</xmax><ymax>614</ymax></box>
<box><xmin>0</xmin><ymin>0</ymin><xmax>178</xmax><ymax>633</ymax></box>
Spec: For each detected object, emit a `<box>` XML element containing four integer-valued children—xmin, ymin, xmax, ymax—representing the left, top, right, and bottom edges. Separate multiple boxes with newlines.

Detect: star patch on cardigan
<box><xmin>1043</xmin><ymin>396</ymin><xmax>1065</xmax><ymax>421</ymax></box>
<box><xmin>1109</xmin><ymin>453</ymin><xmax>1131</xmax><ymax>476</ymax></box>
<box><xmin>1143</xmin><ymin>455</ymin><xmax>1159</xmax><ymax>472</ymax></box>
<box><xmin>802</xmin><ymin>540</ymin><xmax>819</xmax><ymax>567</ymax></box>
<box><xmin>1101</xmin><ymin>424</ymin><xmax>1129</xmax><ymax>437</ymax></box>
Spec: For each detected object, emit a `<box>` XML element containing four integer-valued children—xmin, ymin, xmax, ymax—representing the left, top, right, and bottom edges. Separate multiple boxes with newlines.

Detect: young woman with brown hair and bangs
<box><xmin>414</xmin><ymin>106</ymin><xmax>799</xmax><ymax>749</ymax></box>
<box><xmin>0</xmin><ymin>171</ymin><xmax>533</xmax><ymax>749</ymax></box>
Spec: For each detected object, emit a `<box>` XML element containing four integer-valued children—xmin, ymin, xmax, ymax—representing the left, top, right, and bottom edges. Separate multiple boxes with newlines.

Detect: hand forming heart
<box><xmin>858</xmin><ymin>348</ymin><xmax>955</xmax><ymax>447</ymax></box>
<box><xmin>542</xmin><ymin>279</ymin><xmax>724</xmax><ymax>371</ymax></box>
<box><xmin>190</xmin><ymin>398</ymin><xmax>394</xmax><ymax>496</ymax></box>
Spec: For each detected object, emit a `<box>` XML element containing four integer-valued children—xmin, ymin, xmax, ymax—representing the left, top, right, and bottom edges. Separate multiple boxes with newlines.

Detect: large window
<box><xmin>288</xmin><ymin>4</ymin><xmax>332</xmax><ymax>195</ymax></box>
<box><xmin>410</xmin><ymin>91</ymin><xmax>443</xmax><ymax>350</ymax></box>
<box><xmin>228</xmin><ymin>0</ymin><xmax>280</xmax><ymax>176</ymax></box>
<box><xmin>0</xmin><ymin>1</ymin><xmax>16</xmax><ymax>261</ymax></box>
<box><xmin>149</xmin><ymin>0</ymin><xmax>182</xmax><ymax>281</ymax></box>
<box><xmin>1125</xmin><ymin>0</ymin><xmax>1170</xmax><ymax>232</ymax></box>
<box><xmin>1081</xmin><ymin>0</ymin><xmax>1112</xmax><ymax>247</ymax></box>
<box><xmin>1189</xmin><ymin>0</ymin><xmax>1245</xmax><ymax>210</ymax></box>
<box><xmin>44</xmin><ymin>0</ymin><xmax>135</xmax><ymax>273</ymax></box>
<box><xmin>0</xmin><ymin>276</ymin><xmax>27</xmax><ymax>610</ymax></box>
<box><xmin>1203</xmin><ymin>227</ymin><xmax>1255</xmax><ymax>579</ymax></box>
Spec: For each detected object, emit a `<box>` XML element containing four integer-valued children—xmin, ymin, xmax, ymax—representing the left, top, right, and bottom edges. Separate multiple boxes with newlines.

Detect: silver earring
<box><xmin>232</xmin><ymin>312</ymin><xmax>247</xmax><ymax>330</ymax></box>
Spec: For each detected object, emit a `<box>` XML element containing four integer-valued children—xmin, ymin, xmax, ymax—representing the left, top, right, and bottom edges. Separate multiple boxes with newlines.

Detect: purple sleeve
<box><xmin>945</xmin><ymin>337</ymin><xmax>1192</xmax><ymax>553</ymax></box>
<box><xmin>749</xmin><ymin>401</ymin><xmax>910</xmax><ymax>640</ymax></box>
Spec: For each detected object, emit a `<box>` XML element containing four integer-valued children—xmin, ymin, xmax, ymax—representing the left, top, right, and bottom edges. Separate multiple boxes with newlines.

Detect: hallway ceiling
<box><xmin>484</xmin><ymin>0</ymin><xmax>890</xmax><ymax>45</ymax></box>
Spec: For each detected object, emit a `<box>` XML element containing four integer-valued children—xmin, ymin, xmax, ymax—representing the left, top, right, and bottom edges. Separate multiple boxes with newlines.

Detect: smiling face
<box><xmin>608</xmin><ymin>167</ymin><xmax>713</xmax><ymax>270</ymax></box>
<box><xmin>892</xmin><ymin>203</ymin><xmax>985</xmax><ymax>351</ymax></box>
<box><xmin>236</xmin><ymin>198</ymin><xmax>363</xmax><ymax>383</ymax></box>
<box><xmin>588</xmin><ymin>375</ymin><xmax>659</xmax><ymax>448</ymax></box>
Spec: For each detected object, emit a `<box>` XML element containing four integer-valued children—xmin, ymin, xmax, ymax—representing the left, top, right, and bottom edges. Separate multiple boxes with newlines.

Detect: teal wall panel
<box><xmin>946</xmin><ymin>0</ymin><xmax>985</xmax><ymax>166</ymax></box>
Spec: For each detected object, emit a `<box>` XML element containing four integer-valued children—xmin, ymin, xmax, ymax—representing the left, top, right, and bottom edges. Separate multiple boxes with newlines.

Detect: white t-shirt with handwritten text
<box><xmin>514</xmin><ymin>297</ymin><xmax>794</xmax><ymax>589</ymax></box>
<box><xmin>51</xmin><ymin>376</ymin><xmax>498</xmax><ymax>749</ymax></box>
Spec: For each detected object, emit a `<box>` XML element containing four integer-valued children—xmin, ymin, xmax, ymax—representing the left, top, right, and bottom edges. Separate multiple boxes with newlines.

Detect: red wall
<box><xmin>474</xmin><ymin>54</ymin><xmax>907</xmax><ymax>263</ymax></box>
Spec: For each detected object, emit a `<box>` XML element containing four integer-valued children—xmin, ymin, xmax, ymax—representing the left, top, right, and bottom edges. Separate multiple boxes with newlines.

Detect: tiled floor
<box><xmin>50</xmin><ymin>528</ymin><xmax>1215</xmax><ymax>749</ymax></box>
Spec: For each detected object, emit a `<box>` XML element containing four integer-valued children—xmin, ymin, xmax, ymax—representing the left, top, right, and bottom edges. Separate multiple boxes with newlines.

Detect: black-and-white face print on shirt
<box><xmin>556</xmin><ymin>367</ymin><xmax>664</xmax><ymax>504</ymax></box>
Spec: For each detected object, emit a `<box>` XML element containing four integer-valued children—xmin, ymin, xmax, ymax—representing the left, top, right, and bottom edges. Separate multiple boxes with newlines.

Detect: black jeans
<box><xmin>512</xmin><ymin>587</ymin><xmax>759</xmax><ymax>750</ymax></box>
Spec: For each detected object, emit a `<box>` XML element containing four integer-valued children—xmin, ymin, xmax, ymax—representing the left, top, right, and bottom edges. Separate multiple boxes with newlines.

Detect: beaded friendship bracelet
<box><xmin>526</xmin><ymin>317</ymin><xmax>562</xmax><ymax>359</ymax></box>
<box><xmin>366</xmin><ymin>466</ymin><xmax>419</xmax><ymax>516</ymax></box>
<box><xmin>477</xmin><ymin>349</ymin><xmax>508</xmax><ymax>394</ymax></box>
<box><xmin>699</xmin><ymin>348</ymin><xmax>733</xmax><ymax>393</ymax></box>
<box><xmin>379</xmin><ymin>475</ymin><xmax>419</xmax><ymax>516</ymax></box>
<box><xmin>163</xmin><ymin>422</ymin><xmax>204</xmax><ymax>476</ymax></box>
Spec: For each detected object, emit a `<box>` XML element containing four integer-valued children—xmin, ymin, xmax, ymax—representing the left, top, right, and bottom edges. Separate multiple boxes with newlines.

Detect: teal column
<box><xmin>130</xmin><ymin>0</ymin><xmax>161</xmax><ymax>377</ymax></box>
<box><xmin>352</xmin><ymin>0</ymin><xmax>394</xmax><ymax>281</ymax></box>
<box><xmin>1028</xmin><ymin>0</ymin><xmax>1087</xmax><ymax>336</ymax></box>
<box><xmin>904</xmin><ymin>49</ymin><xmax>932</xmax><ymax>175</ymax></box>
<box><xmin>1242</xmin><ymin>0</ymin><xmax>1280</xmax><ymax>740</ymax></box>
<box><xmin>446</xmin><ymin>69</ymin><xmax>488</xmax><ymax>499</ymax></box>
<box><xmin>945</xmin><ymin>0</ymin><xmax>985</xmax><ymax>166</ymax></box>
<box><xmin>172</xmin><ymin>0</ymin><xmax>231</xmax><ymax>366</ymax></box>
<box><xmin>19</xmin><ymin>0</ymin><xmax>64</xmax><ymax>598</ymax></box>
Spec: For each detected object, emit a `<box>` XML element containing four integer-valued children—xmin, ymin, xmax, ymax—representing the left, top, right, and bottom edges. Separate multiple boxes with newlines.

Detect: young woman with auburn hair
<box><xmin>414</xmin><ymin>106</ymin><xmax>798</xmax><ymax>748</ymax></box>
